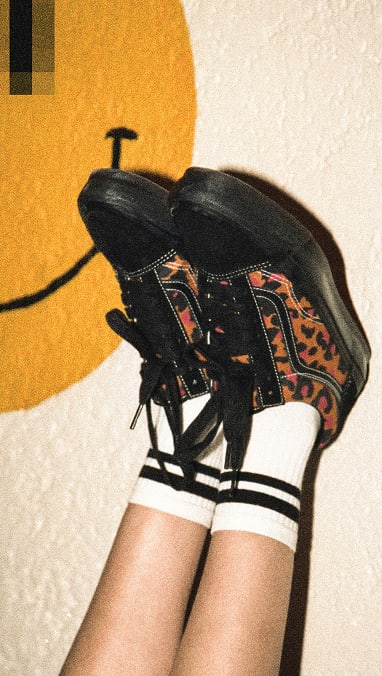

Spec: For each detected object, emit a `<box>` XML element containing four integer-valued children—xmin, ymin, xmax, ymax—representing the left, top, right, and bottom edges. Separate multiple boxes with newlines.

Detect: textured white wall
<box><xmin>1</xmin><ymin>1</ymin><xmax>381</xmax><ymax>674</ymax></box>
<box><xmin>185</xmin><ymin>2</ymin><xmax>381</xmax><ymax>671</ymax></box>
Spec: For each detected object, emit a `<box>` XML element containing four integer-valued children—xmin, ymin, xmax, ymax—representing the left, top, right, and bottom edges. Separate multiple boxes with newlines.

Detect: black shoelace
<box><xmin>106</xmin><ymin>270</ymin><xmax>222</xmax><ymax>486</ymax></box>
<box><xmin>194</xmin><ymin>274</ymin><xmax>267</xmax><ymax>489</ymax></box>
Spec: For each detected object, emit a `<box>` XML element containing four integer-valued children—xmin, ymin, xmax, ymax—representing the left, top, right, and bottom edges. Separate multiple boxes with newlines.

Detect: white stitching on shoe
<box><xmin>118</xmin><ymin>249</ymin><xmax>178</xmax><ymax>277</ymax></box>
<box><xmin>258</xmin><ymin>268</ymin><xmax>322</xmax><ymax>323</ymax></box>
<box><xmin>246</xmin><ymin>278</ymin><xmax>283</xmax><ymax>405</ymax></box>
<box><xmin>200</xmin><ymin>261</ymin><xmax>272</xmax><ymax>281</ymax></box>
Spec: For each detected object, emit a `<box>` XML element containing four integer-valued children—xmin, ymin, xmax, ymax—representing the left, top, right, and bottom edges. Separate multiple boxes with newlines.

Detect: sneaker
<box><xmin>77</xmin><ymin>168</ymin><xmax>217</xmax><ymax>473</ymax></box>
<box><xmin>169</xmin><ymin>167</ymin><xmax>370</xmax><ymax>473</ymax></box>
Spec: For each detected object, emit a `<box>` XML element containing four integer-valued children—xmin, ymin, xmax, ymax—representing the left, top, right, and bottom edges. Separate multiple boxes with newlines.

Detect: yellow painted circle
<box><xmin>0</xmin><ymin>0</ymin><xmax>196</xmax><ymax>411</ymax></box>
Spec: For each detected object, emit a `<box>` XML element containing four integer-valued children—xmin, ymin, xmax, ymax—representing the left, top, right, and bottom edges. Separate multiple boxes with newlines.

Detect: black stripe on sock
<box><xmin>146</xmin><ymin>448</ymin><xmax>220</xmax><ymax>481</ymax></box>
<box><xmin>140</xmin><ymin>465</ymin><xmax>218</xmax><ymax>503</ymax></box>
<box><xmin>191</xmin><ymin>458</ymin><xmax>221</xmax><ymax>481</ymax></box>
<box><xmin>147</xmin><ymin>448</ymin><xmax>174</xmax><ymax>462</ymax></box>
<box><xmin>140</xmin><ymin>464</ymin><xmax>183</xmax><ymax>490</ymax></box>
<box><xmin>220</xmin><ymin>470</ymin><xmax>301</xmax><ymax>499</ymax></box>
<box><xmin>217</xmin><ymin>488</ymin><xmax>300</xmax><ymax>523</ymax></box>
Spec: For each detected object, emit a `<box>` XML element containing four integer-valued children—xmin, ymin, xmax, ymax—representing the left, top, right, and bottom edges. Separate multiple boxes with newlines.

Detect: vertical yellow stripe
<box><xmin>0</xmin><ymin>1</ymin><xmax>8</xmax><ymax>94</ymax></box>
<box><xmin>32</xmin><ymin>0</ymin><xmax>54</xmax><ymax>93</ymax></box>
<box><xmin>32</xmin><ymin>0</ymin><xmax>54</xmax><ymax>71</ymax></box>
<box><xmin>0</xmin><ymin>0</ymin><xmax>9</xmax><ymax>72</ymax></box>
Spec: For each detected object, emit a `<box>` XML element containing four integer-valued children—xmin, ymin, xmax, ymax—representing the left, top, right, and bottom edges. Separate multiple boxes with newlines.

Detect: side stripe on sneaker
<box><xmin>256</xmin><ymin>287</ymin><xmax>343</xmax><ymax>395</ymax></box>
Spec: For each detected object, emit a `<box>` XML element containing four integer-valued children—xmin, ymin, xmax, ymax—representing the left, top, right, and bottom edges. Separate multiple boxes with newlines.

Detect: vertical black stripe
<box><xmin>10</xmin><ymin>0</ymin><xmax>32</xmax><ymax>72</ymax></box>
<box><xmin>10</xmin><ymin>0</ymin><xmax>32</xmax><ymax>94</ymax></box>
<box><xmin>242</xmin><ymin>277</ymin><xmax>283</xmax><ymax>406</ymax></box>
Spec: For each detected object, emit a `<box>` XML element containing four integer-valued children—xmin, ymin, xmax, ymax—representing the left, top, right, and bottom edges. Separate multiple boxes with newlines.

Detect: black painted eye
<box><xmin>105</xmin><ymin>128</ymin><xmax>138</xmax><ymax>169</ymax></box>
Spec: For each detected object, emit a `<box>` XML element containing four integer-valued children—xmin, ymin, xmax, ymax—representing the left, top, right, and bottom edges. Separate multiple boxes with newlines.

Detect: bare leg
<box><xmin>171</xmin><ymin>405</ymin><xmax>319</xmax><ymax>675</ymax></box>
<box><xmin>61</xmin><ymin>503</ymin><xmax>207</xmax><ymax>676</ymax></box>
<box><xmin>171</xmin><ymin>531</ymin><xmax>294</xmax><ymax>676</ymax></box>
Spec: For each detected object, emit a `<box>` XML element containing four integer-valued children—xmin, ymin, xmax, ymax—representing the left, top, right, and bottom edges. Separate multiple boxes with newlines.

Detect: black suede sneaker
<box><xmin>169</xmin><ymin>167</ymin><xmax>370</xmax><ymax>476</ymax></box>
<box><xmin>78</xmin><ymin>169</ymin><xmax>216</xmax><ymax>471</ymax></box>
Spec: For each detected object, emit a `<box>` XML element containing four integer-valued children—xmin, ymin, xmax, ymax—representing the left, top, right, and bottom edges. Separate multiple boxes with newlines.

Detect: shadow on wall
<box><xmin>218</xmin><ymin>168</ymin><xmax>370</xmax><ymax>674</ymax></box>
<box><xmin>223</xmin><ymin>169</ymin><xmax>366</xmax><ymax>334</ymax></box>
<box><xmin>133</xmin><ymin>167</ymin><xmax>369</xmax><ymax>675</ymax></box>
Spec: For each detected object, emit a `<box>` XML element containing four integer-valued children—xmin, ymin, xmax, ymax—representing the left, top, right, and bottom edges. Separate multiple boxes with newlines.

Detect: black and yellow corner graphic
<box><xmin>0</xmin><ymin>0</ymin><xmax>54</xmax><ymax>95</ymax></box>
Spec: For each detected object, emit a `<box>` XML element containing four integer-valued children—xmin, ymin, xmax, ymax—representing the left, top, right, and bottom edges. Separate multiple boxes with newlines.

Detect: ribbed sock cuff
<box><xmin>129</xmin><ymin>446</ymin><xmax>221</xmax><ymax>528</ymax></box>
<box><xmin>211</xmin><ymin>403</ymin><xmax>321</xmax><ymax>550</ymax></box>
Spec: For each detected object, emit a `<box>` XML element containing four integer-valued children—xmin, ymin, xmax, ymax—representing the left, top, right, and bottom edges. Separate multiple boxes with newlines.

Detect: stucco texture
<box><xmin>1</xmin><ymin>1</ymin><xmax>381</xmax><ymax>674</ymax></box>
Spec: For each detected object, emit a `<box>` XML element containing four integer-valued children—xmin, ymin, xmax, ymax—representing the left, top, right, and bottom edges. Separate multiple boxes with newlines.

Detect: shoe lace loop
<box><xmin>106</xmin><ymin>308</ymin><xmax>182</xmax><ymax>440</ymax></box>
<box><xmin>202</xmin><ymin>279</ymin><xmax>255</xmax><ymax>359</ymax></box>
<box><xmin>106</xmin><ymin>308</ymin><xmax>221</xmax><ymax>486</ymax></box>
<box><xmin>196</xmin><ymin>276</ymin><xmax>267</xmax><ymax>491</ymax></box>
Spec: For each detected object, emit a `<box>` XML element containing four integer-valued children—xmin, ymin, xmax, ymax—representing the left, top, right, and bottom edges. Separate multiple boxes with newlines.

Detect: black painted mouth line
<box><xmin>0</xmin><ymin>246</ymin><xmax>98</xmax><ymax>313</ymax></box>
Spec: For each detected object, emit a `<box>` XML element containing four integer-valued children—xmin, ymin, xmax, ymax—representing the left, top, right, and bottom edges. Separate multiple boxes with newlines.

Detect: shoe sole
<box><xmin>78</xmin><ymin>168</ymin><xmax>182</xmax><ymax>273</ymax></box>
<box><xmin>170</xmin><ymin>167</ymin><xmax>370</xmax><ymax>414</ymax></box>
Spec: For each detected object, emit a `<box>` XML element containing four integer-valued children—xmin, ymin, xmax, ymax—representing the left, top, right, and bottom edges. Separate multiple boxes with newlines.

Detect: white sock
<box><xmin>129</xmin><ymin>394</ymin><xmax>223</xmax><ymax>528</ymax></box>
<box><xmin>211</xmin><ymin>402</ymin><xmax>321</xmax><ymax>551</ymax></box>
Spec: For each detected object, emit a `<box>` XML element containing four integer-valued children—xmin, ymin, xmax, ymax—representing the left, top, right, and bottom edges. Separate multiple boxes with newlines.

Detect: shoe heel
<box><xmin>286</xmin><ymin>236</ymin><xmax>370</xmax><ymax>401</ymax></box>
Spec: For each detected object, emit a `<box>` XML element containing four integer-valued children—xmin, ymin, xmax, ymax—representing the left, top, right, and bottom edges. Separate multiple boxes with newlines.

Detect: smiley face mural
<box><xmin>0</xmin><ymin>0</ymin><xmax>196</xmax><ymax>411</ymax></box>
